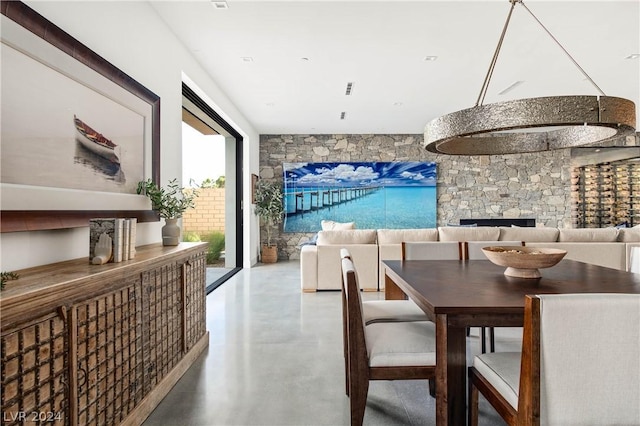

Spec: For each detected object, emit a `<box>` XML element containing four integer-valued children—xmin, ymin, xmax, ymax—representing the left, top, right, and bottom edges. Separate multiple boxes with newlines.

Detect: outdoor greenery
<box><xmin>190</xmin><ymin>176</ymin><xmax>225</xmax><ymax>189</ymax></box>
<box><xmin>183</xmin><ymin>231</ymin><xmax>225</xmax><ymax>264</ymax></box>
<box><xmin>254</xmin><ymin>180</ymin><xmax>284</xmax><ymax>247</ymax></box>
<box><xmin>137</xmin><ymin>178</ymin><xmax>199</xmax><ymax>219</ymax></box>
<box><xmin>201</xmin><ymin>232</ymin><xmax>225</xmax><ymax>263</ymax></box>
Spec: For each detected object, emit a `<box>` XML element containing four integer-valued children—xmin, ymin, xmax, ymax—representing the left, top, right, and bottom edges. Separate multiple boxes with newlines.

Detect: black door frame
<box><xmin>182</xmin><ymin>83</ymin><xmax>243</xmax><ymax>292</ymax></box>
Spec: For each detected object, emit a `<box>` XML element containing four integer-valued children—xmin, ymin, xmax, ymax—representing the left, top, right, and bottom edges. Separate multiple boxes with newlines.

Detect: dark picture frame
<box><xmin>0</xmin><ymin>1</ymin><xmax>160</xmax><ymax>232</ymax></box>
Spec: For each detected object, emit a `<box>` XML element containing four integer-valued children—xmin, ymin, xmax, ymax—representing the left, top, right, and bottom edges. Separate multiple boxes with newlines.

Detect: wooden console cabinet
<box><xmin>1</xmin><ymin>243</ymin><xmax>209</xmax><ymax>425</ymax></box>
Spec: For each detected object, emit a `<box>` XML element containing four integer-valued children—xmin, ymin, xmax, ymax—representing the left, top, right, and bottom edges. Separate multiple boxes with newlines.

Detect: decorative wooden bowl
<box><xmin>482</xmin><ymin>246</ymin><xmax>568</xmax><ymax>278</ymax></box>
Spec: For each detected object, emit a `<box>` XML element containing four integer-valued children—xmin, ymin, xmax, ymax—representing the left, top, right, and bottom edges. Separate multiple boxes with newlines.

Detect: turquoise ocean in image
<box><xmin>283</xmin><ymin>186</ymin><xmax>437</xmax><ymax>232</ymax></box>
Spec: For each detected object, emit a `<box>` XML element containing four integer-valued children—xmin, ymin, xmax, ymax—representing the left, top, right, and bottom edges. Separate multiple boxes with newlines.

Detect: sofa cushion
<box><xmin>376</xmin><ymin>228</ymin><xmax>439</xmax><ymax>244</ymax></box>
<box><xmin>558</xmin><ymin>228</ymin><xmax>619</xmax><ymax>242</ymax></box>
<box><xmin>618</xmin><ymin>226</ymin><xmax>640</xmax><ymax>242</ymax></box>
<box><xmin>499</xmin><ymin>226</ymin><xmax>559</xmax><ymax>242</ymax></box>
<box><xmin>316</xmin><ymin>229</ymin><xmax>377</xmax><ymax>245</ymax></box>
<box><xmin>438</xmin><ymin>226</ymin><xmax>500</xmax><ymax>241</ymax></box>
<box><xmin>321</xmin><ymin>220</ymin><xmax>355</xmax><ymax>230</ymax></box>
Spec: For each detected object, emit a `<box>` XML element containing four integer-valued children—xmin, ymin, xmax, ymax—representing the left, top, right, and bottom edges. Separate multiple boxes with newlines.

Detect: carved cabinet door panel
<box><xmin>183</xmin><ymin>252</ymin><xmax>207</xmax><ymax>352</ymax></box>
<box><xmin>1</xmin><ymin>310</ymin><xmax>69</xmax><ymax>425</ymax></box>
<box><xmin>142</xmin><ymin>261</ymin><xmax>183</xmax><ymax>394</ymax></box>
<box><xmin>73</xmin><ymin>278</ymin><xmax>144</xmax><ymax>425</ymax></box>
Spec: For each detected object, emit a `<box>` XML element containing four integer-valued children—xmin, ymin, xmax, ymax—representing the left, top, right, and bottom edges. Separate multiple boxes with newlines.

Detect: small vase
<box><xmin>162</xmin><ymin>218</ymin><xmax>181</xmax><ymax>246</ymax></box>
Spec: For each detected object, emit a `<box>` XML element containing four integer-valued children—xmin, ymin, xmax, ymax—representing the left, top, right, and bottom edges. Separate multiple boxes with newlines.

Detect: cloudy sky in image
<box><xmin>284</xmin><ymin>162</ymin><xmax>436</xmax><ymax>187</ymax></box>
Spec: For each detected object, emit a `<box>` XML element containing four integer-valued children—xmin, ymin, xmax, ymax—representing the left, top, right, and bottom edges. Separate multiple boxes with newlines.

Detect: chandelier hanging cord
<box><xmin>476</xmin><ymin>0</ymin><xmax>605</xmax><ymax>108</ymax></box>
<box><xmin>476</xmin><ymin>0</ymin><xmax>517</xmax><ymax>106</ymax></box>
<box><xmin>518</xmin><ymin>1</ymin><xmax>605</xmax><ymax>96</ymax></box>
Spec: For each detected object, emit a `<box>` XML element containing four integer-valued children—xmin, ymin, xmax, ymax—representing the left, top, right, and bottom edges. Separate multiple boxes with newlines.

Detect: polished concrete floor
<box><xmin>143</xmin><ymin>260</ymin><xmax>518</xmax><ymax>425</ymax></box>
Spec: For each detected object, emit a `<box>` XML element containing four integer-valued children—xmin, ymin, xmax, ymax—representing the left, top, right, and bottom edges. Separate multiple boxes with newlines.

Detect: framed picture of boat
<box><xmin>0</xmin><ymin>2</ymin><xmax>160</xmax><ymax>232</ymax></box>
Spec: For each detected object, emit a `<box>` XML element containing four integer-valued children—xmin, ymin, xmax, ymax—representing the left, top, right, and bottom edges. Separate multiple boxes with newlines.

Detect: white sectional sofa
<box><xmin>300</xmin><ymin>226</ymin><xmax>640</xmax><ymax>292</ymax></box>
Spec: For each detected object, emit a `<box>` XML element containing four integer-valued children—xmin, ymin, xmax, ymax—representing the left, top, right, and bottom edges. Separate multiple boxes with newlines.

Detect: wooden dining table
<box><xmin>382</xmin><ymin>259</ymin><xmax>640</xmax><ymax>426</ymax></box>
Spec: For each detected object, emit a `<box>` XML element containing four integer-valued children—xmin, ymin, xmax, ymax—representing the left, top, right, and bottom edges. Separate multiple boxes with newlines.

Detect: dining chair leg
<box><xmin>342</xmin><ymin>299</ymin><xmax>349</xmax><ymax>396</ymax></box>
<box><xmin>344</xmin><ymin>355</ymin><xmax>350</xmax><ymax>396</ymax></box>
<box><xmin>468</xmin><ymin>372</ymin><xmax>479</xmax><ymax>426</ymax></box>
<box><xmin>428</xmin><ymin>379</ymin><xmax>436</xmax><ymax>398</ymax></box>
<box><xmin>489</xmin><ymin>327</ymin><xmax>495</xmax><ymax>353</ymax></box>
<box><xmin>349</xmin><ymin>377</ymin><xmax>369</xmax><ymax>426</ymax></box>
<box><xmin>481</xmin><ymin>327</ymin><xmax>487</xmax><ymax>354</ymax></box>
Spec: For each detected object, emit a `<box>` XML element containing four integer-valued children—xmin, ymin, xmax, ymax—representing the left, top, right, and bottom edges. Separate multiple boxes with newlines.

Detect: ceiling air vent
<box><xmin>211</xmin><ymin>1</ymin><xmax>229</xmax><ymax>9</ymax></box>
<box><xmin>345</xmin><ymin>82</ymin><xmax>354</xmax><ymax>96</ymax></box>
<box><xmin>340</xmin><ymin>112</ymin><xmax>347</xmax><ymax>120</ymax></box>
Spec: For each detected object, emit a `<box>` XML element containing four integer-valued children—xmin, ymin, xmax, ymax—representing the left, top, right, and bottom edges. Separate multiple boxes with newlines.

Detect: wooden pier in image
<box><xmin>285</xmin><ymin>186</ymin><xmax>379</xmax><ymax>216</ymax></box>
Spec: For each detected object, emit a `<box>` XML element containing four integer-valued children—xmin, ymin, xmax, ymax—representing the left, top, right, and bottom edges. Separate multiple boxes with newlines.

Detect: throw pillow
<box><xmin>321</xmin><ymin>220</ymin><xmax>355</xmax><ymax>231</ymax></box>
<box><xmin>298</xmin><ymin>233</ymin><xmax>319</xmax><ymax>247</ymax></box>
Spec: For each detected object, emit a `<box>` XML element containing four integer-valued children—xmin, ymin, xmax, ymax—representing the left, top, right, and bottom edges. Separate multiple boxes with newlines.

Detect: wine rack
<box><xmin>572</xmin><ymin>160</ymin><xmax>640</xmax><ymax>228</ymax></box>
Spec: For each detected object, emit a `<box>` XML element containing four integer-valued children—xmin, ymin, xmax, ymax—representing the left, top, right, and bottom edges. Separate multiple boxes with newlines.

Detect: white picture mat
<box><xmin>0</xmin><ymin>15</ymin><xmax>153</xmax><ymax>211</ymax></box>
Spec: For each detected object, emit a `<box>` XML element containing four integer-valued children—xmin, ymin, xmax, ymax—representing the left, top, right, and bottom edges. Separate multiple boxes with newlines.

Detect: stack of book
<box><xmin>89</xmin><ymin>218</ymin><xmax>137</xmax><ymax>263</ymax></box>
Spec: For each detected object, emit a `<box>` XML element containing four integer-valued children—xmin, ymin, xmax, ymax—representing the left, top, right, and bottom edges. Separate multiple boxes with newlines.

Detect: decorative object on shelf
<box><xmin>482</xmin><ymin>246</ymin><xmax>567</xmax><ymax>278</ymax></box>
<box><xmin>254</xmin><ymin>179</ymin><xmax>284</xmax><ymax>263</ymax></box>
<box><xmin>89</xmin><ymin>218</ymin><xmax>137</xmax><ymax>262</ymax></box>
<box><xmin>0</xmin><ymin>271</ymin><xmax>19</xmax><ymax>291</ymax></box>
<box><xmin>161</xmin><ymin>218</ymin><xmax>181</xmax><ymax>246</ymax></box>
<box><xmin>424</xmin><ymin>0</ymin><xmax>636</xmax><ymax>156</ymax></box>
<box><xmin>91</xmin><ymin>233</ymin><xmax>113</xmax><ymax>265</ymax></box>
<box><xmin>137</xmin><ymin>178</ymin><xmax>199</xmax><ymax>246</ymax></box>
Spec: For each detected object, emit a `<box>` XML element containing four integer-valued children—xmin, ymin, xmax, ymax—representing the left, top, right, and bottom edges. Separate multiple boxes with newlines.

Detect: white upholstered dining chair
<box><xmin>342</xmin><ymin>256</ymin><xmax>437</xmax><ymax>426</ymax></box>
<box><xmin>339</xmin><ymin>248</ymin><xmax>429</xmax><ymax>395</ymax></box>
<box><xmin>401</xmin><ymin>241</ymin><xmax>463</xmax><ymax>261</ymax></box>
<box><xmin>465</xmin><ymin>240</ymin><xmax>525</xmax><ymax>353</ymax></box>
<box><xmin>468</xmin><ymin>293</ymin><xmax>640</xmax><ymax>426</ymax></box>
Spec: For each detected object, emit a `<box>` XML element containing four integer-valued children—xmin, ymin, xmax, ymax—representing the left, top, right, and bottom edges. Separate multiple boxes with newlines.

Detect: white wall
<box><xmin>1</xmin><ymin>1</ymin><xmax>260</xmax><ymax>271</ymax></box>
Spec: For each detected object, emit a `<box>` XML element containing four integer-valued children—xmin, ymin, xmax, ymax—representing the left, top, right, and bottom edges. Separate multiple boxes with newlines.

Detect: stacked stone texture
<box><xmin>259</xmin><ymin>134</ymin><xmax>572</xmax><ymax>260</ymax></box>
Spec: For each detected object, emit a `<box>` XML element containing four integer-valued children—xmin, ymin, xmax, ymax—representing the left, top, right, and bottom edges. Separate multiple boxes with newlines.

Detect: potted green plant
<box><xmin>137</xmin><ymin>178</ymin><xmax>199</xmax><ymax>246</ymax></box>
<box><xmin>254</xmin><ymin>179</ymin><xmax>284</xmax><ymax>263</ymax></box>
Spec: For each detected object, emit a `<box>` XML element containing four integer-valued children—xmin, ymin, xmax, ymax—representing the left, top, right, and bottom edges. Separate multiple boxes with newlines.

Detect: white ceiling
<box><xmin>151</xmin><ymin>1</ymin><xmax>640</xmax><ymax>135</ymax></box>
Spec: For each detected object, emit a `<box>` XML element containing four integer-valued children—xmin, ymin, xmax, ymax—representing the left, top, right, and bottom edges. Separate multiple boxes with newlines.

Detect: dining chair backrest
<box><xmin>401</xmin><ymin>241</ymin><xmax>462</xmax><ymax>260</ymax></box>
<box><xmin>342</xmin><ymin>257</ymin><xmax>368</xmax><ymax>367</ymax></box>
<box><xmin>465</xmin><ymin>240</ymin><xmax>524</xmax><ymax>260</ymax></box>
<box><xmin>521</xmin><ymin>293</ymin><xmax>640</xmax><ymax>424</ymax></box>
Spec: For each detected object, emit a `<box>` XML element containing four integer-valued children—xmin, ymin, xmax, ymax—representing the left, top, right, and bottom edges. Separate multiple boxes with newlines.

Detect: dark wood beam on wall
<box><xmin>0</xmin><ymin>210</ymin><xmax>159</xmax><ymax>233</ymax></box>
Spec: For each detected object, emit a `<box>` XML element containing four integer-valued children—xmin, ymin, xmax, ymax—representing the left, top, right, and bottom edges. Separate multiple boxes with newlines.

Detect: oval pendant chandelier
<box><xmin>424</xmin><ymin>0</ymin><xmax>636</xmax><ymax>156</ymax></box>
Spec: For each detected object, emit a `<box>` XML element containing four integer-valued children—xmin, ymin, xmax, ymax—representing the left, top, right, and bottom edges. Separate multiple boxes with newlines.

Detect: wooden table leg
<box><xmin>384</xmin><ymin>270</ymin><xmax>406</xmax><ymax>300</ymax></box>
<box><xmin>436</xmin><ymin>314</ymin><xmax>467</xmax><ymax>426</ymax></box>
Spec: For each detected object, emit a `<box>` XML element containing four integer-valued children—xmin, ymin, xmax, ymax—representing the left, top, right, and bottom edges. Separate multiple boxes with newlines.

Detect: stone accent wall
<box><xmin>182</xmin><ymin>187</ymin><xmax>225</xmax><ymax>234</ymax></box>
<box><xmin>260</xmin><ymin>134</ymin><xmax>571</xmax><ymax>260</ymax></box>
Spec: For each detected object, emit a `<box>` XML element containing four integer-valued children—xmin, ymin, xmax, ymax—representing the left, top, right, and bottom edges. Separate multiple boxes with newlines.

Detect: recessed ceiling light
<box><xmin>301</xmin><ymin>57</ymin><xmax>310</xmax><ymax>62</ymax></box>
<box><xmin>625</xmin><ymin>53</ymin><xmax>640</xmax><ymax>60</ymax></box>
<box><xmin>211</xmin><ymin>1</ymin><xmax>228</xmax><ymax>9</ymax></box>
<box><xmin>423</xmin><ymin>56</ymin><xmax>438</xmax><ymax>62</ymax></box>
<box><xmin>266</xmin><ymin>102</ymin><xmax>275</xmax><ymax>107</ymax></box>
<box><xmin>393</xmin><ymin>102</ymin><xmax>403</xmax><ymax>107</ymax></box>
<box><xmin>241</xmin><ymin>57</ymin><xmax>253</xmax><ymax>62</ymax></box>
